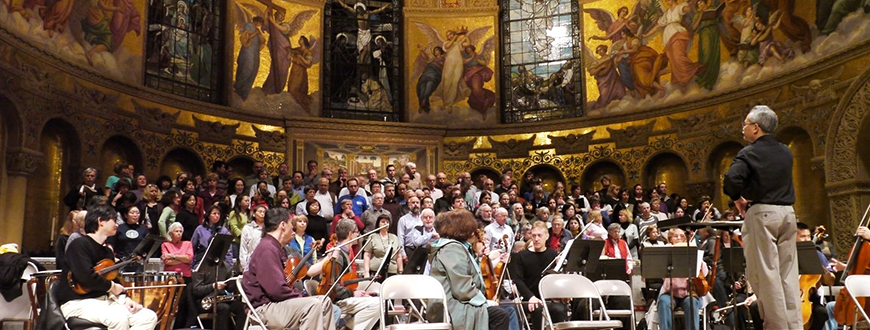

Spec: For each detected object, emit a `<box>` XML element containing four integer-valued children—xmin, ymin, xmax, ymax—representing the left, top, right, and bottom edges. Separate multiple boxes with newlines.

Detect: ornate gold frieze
<box><xmin>443</xmin><ymin>139</ymin><xmax>477</xmax><ymax>160</ymax></box>
<box><xmin>72</xmin><ymin>81</ymin><xmax>122</xmax><ymax>118</ymax></box>
<box><xmin>488</xmin><ymin>135</ymin><xmax>536</xmax><ymax>158</ymax></box>
<box><xmin>548</xmin><ymin>131</ymin><xmax>595</xmax><ymax>155</ymax></box>
<box><xmin>668</xmin><ymin>113</ymin><xmax>717</xmax><ymax>138</ymax></box>
<box><xmin>791</xmin><ymin>66</ymin><xmax>845</xmax><ymax>106</ymax></box>
<box><xmin>253</xmin><ymin>126</ymin><xmax>287</xmax><ymax>153</ymax></box>
<box><xmin>192</xmin><ymin>116</ymin><xmax>241</xmax><ymax>145</ymax></box>
<box><xmin>607</xmin><ymin>121</ymin><xmax>655</xmax><ymax>149</ymax></box>
<box><xmin>134</xmin><ymin>100</ymin><xmax>180</xmax><ymax>135</ymax></box>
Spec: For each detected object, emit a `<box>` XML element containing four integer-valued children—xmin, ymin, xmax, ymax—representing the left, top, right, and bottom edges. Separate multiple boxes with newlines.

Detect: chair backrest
<box><xmin>846</xmin><ymin>275</ymin><xmax>870</xmax><ymax>299</ymax></box>
<box><xmin>379</xmin><ymin>275</ymin><xmax>446</xmax><ymax>301</ymax></box>
<box><xmin>357</xmin><ymin>280</ymin><xmax>381</xmax><ymax>293</ymax></box>
<box><xmin>378</xmin><ymin>275</ymin><xmax>449</xmax><ymax>328</ymax></box>
<box><xmin>35</xmin><ymin>281</ymin><xmax>65</xmax><ymax>330</ymax></box>
<box><xmin>539</xmin><ymin>274</ymin><xmax>602</xmax><ymax>299</ymax></box>
<box><xmin>233</xmin><ymin>276</ymin><xmax>267</xmax><ymax>328</ymax></box>
<box><xmin>304</xmin><ymin>280</ymin><xmax>319</xmax><ymax>297</ymax></box>
<box><xmin>594</xmin><ymin>280</ymin><xmax>632</xmax><ymax>298</ymax></box>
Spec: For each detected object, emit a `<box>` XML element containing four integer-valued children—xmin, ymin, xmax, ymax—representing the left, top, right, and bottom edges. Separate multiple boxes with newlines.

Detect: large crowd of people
<box><xmin>49</xmin><ymin>108</ymin><xmax>856</xmax><ymax>330</ymax></box>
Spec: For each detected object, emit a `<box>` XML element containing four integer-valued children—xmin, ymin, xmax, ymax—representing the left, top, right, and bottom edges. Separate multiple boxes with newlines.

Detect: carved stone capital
<box><xmin>5</xmin><ymin>148</ymin><xmax>44</xmax><ymax>176</ymax></box>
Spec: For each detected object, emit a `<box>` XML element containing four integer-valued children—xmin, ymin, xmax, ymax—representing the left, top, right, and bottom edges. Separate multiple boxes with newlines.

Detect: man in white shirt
<box><xmin>396</xmin><ymin>196</ymin><xmax>422</xmax><ymax>260</ymax></box>
<box><xmin>484</xmin><ymin>207</ymin><xmax>514</xmax><ymax>252</ymax></box>
<box><xmin>424</xmin><ymin>174</ymin><xmax>443</xmax><ymax>200</ymax></box>
<box><xmin>314</xmin><ymin>177</ymin><xmax>336</xmax><ymax>219</ymax></box>
<box><xmin>249</xmin><ymin>169</ymin><xmax>276</xmax><ymax>197</ymax></box>
<box><xmin>474</xmin><ymin>178</ymin><xmax>500</xmax><ymax>205</ymax></box>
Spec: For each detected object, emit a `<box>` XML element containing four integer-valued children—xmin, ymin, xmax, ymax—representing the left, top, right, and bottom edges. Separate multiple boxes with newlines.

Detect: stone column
<box><xmin>0</xmin><ymin>148</ymin><xmax>43</xmax><ymax>246</ymax></box>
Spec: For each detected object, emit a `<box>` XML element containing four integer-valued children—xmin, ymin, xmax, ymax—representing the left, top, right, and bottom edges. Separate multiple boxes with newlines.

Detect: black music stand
<box><xmin>563</xmin><ymin>239</ymin><xmax>605</xmax><ymax>274</ymax></box>
<box><xmin>131</xmin><ymin>234</ymin><xmax>165</xmax><ymax>270</ymax></box>
<box><xmin>642</xmin><ymin>246</ymin><xmax>699</xmax><ymax>329</ymax></box>
<box><xmin>195</xmin><ymin>234</ymin><xmax>233</xmax><ymax>325</ymax></box>
<box><xmin>586</xmin><ymin>259</ymin><xmax>630</xmax><ymax>281</ymax></box>
<box><xmin>797</xmin><ymin>242</ymin><xmax>826</xmax><ymax>276</ymax></box>
<box><xmin>721</xmin><ymin>247</ymin><xmax>745</xmax><ymax>277</ymax></box>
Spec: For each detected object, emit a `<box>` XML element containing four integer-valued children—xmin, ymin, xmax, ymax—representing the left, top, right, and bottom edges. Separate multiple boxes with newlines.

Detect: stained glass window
<box><xmin>145</xmin><ymin>0</ymin><xmax>222</xmax><ymax>103</ymax></box>
<box><xmin>322</xmin><ymin>0</ymin><xmax>402</xmax><ymax>121</ymax></box>
<box><xmin>501</xmin><ymin>0</ymin><xmax>583</xmax><ymax>123</ymax></box>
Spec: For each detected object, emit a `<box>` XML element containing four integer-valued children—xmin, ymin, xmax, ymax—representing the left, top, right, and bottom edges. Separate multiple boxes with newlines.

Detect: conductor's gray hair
<box><xmin>747</xmin><ymin>105</ymin><xmax>778</xmax><ymax>134</ymax></box>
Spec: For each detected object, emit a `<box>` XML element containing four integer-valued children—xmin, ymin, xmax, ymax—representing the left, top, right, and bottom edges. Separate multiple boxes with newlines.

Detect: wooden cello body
<box><xmin>834</xmin><ymin>204</ymin><xmax>870</xmax><ymax>325</ymax></box>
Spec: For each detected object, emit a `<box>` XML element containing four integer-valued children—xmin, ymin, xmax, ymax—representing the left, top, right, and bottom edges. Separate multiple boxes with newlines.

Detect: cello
<box><xmin>834</xmin><ymin>204</ymin><xmax>870</xmax><ymax>325</ymax></box>
<box><xmin>284</xmin><ymin>239</ymin><xmax>324</xmax><ymax>285</ymax></box>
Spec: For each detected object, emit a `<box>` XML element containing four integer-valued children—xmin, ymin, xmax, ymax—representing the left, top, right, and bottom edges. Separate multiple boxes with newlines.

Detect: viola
<box><xmin>68</xmin><ymin>256</ymin><xmax>142</xmax><ymax>295</ymax></box>
<box><xmin>284</xmin><ymin>239</ymin><xmax>324</xmax><ymax>285</ymax></box>
<box><xmin>834</xmin><ymin>204</ymin><xmax>870</xmax><ymax>325</ymax></box>
<box><xmin>316</xmin><ymin>236</ymin><xmax>376</xmax><ymax>300</ymax></box>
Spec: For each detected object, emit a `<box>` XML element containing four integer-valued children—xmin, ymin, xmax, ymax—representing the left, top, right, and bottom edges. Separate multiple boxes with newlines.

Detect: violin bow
<box><xmin>322</xmin><ymin>232</ymin><xmax>375</xmax><ymax>300</ymax></box>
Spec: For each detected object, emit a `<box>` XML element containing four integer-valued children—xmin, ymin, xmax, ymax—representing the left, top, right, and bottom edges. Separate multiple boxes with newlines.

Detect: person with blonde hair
<box><xmin>583</xmin><ymin>211</ymin><xmax>608</xmax><ymax>240</ymax></box>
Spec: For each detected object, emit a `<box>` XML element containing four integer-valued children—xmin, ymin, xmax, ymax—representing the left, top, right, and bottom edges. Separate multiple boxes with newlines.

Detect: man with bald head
<box><xmin>314</xmin><ymin>177</ymin><xmax>336</xmax><ymax>219</ymax></box>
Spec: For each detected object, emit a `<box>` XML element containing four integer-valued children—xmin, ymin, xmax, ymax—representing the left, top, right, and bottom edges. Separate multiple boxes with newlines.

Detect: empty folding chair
<box><xmin>593</xmin><ymin>280</ymin><xmax>636</xmax><ymax>330</ymax></box>
<box><xmin>378</xmin><ymin>274</ymin><xmax>451</xmax><ymax>330</ymax></box>
<box><xmin>538</xmin><ymin>274</ymin><xmax>622</xmax><ymax>330</ymax></box>
<box><xmin>844</xmin><ymin>274</ymin><xmax>870</xmax><ymax>330</ymax></box>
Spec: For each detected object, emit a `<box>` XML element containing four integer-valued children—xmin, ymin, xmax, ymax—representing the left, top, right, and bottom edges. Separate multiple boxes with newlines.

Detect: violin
<box><xmin>475</xmin><ymin>229</ymin><xmax>499</xmax><ymax>300</ymax></box>
<box><xmin>68</xmin><ymin>256</ymin><xmax>142</xmax><ymax>295</ymax></box>
<box><xmin>487</xmin><ymin>235</ymin><xmax>512</xmax><ymax>300</ymax></box>
<box><xmin>834</xmin><ymin>205</ymin><xmax>870</xmax><ymax>325</ymax></box>
<box><xmin>284</xmin><ymin>239</ymin><xmax>324</xmax><ymax>285</ymax></box>
<box><xmin>316</xmin><ymin>234</ymin><xmax>375</xmax><ymax>300</ymax></box>
<box><xmin>688</xmin><ymin>229</ymin><xmax>710</xmax><ymax>296</ymax></box>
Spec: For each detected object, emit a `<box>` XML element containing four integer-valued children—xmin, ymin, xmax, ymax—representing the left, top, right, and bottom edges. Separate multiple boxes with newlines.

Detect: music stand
<box><xmin>563</xmin><ymin>239</ymin><xmax>604</xmax><ymax>274</ymax></box>
<box><xmin>797</xmin><ymin>242</ymin><xmax>826</xmax><ymax>276</ymax></box>
<box><xmin>194</xmin><ymin>233</ymin><xmax>233</xmax><ymax>324</ymax></box>
<box><xmin>131</xmin><ymin>234</ymin><xmax>165</xmax><ymax>270</ymax></box>
<box><xmin>656</xmin><ymin>216</ymin><xmax>693</xmax><ymax>230</ymax></box>
<box><xmin>721</xmin><ymin>247</ymin><xmax>745</xmax><ymax>277</ymax></box>
<box><xmin>403</xmin><ymin>246</ymin><xmax>430</xmax><ymax>275</ymax></box>
<box><xmin>642</xmin><ymin>245</ymin><xmax>699</xmax><ymax>328</ymax></box>
<box><xmin>586</xmin><ymin>259</ymin><xmax>630</xmax><ymax>281</ymax></box>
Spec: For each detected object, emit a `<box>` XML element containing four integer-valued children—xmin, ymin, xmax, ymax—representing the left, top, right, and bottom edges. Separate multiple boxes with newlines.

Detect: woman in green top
<box><xmin>158</xmin><ymin>190</ymin><xmax>182</xmax><ymax>239</ymax></box>
<box><xmin>227</xmin><ymin>194</ymin><xmax>251</xmax><ymax>259</ymax></box>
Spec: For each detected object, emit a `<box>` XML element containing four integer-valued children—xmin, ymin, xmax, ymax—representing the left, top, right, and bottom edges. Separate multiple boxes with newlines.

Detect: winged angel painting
<box><xmin>410</xmin><ymin>21</ymin><xmax>497</xmax><ymax>121</ymax></box>
<box><xmin>581</xmin><ymin>0</ymin><xmax>870</xmax><ymax>114</ymax></box>
<box><xmin>232</xmin><ymin>1</ymin><xmax>321</xmax><ymax>115</ymax></box>
<box><xmin>0</xmin><ymin>0</ymin><xmax>142</xmax><ymax>81</ymax></box>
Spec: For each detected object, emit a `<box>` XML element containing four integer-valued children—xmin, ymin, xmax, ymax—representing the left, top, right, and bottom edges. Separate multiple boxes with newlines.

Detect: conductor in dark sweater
<box><xmin>57</xmin><ymin>204</ymin><xmax>158</xmax><ymax>330</ymax></box>
<box><xmin>510</xmin><ymin>220</ymin><xmax>565</xmax><ymax>330</ymax></box>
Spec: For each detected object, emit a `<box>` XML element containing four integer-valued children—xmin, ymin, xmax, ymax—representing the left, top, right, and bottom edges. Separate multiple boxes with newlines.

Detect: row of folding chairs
<box><xmin>233</xmin><ymin>273</ymin><xmax>632</xmax><ymax>330</ymax></box>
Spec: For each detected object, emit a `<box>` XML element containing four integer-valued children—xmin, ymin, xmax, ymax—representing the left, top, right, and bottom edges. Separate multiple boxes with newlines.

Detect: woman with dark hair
<box><xmin>305</xmin><ymin>200</ymin><xmax>329</xmax><ymax>255</ymax></box>
<box><xmin>227</xmin><ymin>178</ymin><xmax>246</xmax><ymax>208</ymax></box>
<box><xmin>227</xmin><ymin>194</ymin><xmax>250</xmax><ymax>259</ymax></box>
<box><xmin>179</xmin><ymin>178</ymin><xmax>205</xmax><ymax>223</ymax></box>
<box><xmin>612</xmin><ymin>188</ymin><xmax>632</xmax><ymax>219</ymax></box>
<box><xmin>137</xmin><ymin>184</ymin><xmax>162</xmax><ymax>236</ymax></box>
<box><xmin>275</xmin><ymin>195</ymin><xmax>292</xmax><ymax>209</ymax></box>
<box><xmin>630</xmin><ymin>184</ymin><xmax>646</xmax><ymax>207</ymax></box>
<box><xmin>363</xmin><ymin>215</ymin><xmax>402</xmax><ymax>278</ymax></box>
<box><xmin>561</xmin><ymin>203</ymin><xmax>583</xmax><ymax>228</ymax></box>
<box><xmin>191</xmin><ymin>205</ymin><xmax>234</xmax><ymax>268</ymax></box>
<box><xmin>158</xmin><ymin>190</ymin><xmax>181</xmax><ymax>239</ymax></box>
<box><xmin>156</xmin><ymin>175</ymin><xmax>174</xmax><ymax>194</ymax></box>
<box><xmin>295</xmin><ymin>185</ymin><xmax>317</xmax><ymax>215</ymax></box>
<box><xmin>111</xmin><ymin>206</ymin><xmax>148</xmax><ymax>272</ymax></box>
<box><xmin>428</xmin><ymin>209</ymin><xmax>509</xmax><ymax>330</ymax></box>
<box><xmin>176</xmin><ymin>193</ymin><xmax>200</xmax><ymax>242</ymax></box>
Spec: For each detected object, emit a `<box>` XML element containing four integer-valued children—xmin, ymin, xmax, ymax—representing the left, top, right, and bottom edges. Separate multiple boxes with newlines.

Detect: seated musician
<box><xmin>57</xmin><ymin>204</ymin><xmax>158</xmax><ymax>330</ymax></box>
<box><xmin>242</xmin><ymin>208</ymin><xmax>336</xmax><ymax>330</ymax></box>
<box><xmin>657</xmin><ymin>228</ymin><xmax>707</xmax><ymax>330</ymax></box>
<box><xmin>428</xmin><ymin>209</ymin><xmax>510</xmax><ymax>330</ymax></box>
<box><xmin>509</xmin><ymin>220</ymin><xmax>563</xmax><ymax>330</ymax></box>
<box><xmin>307</xmin><ymin>219</ymin><xmax>380</xmax><ymax>330</ymax></box>
<box><xmin>192</xmin><ymin>248</ymin><xmax>245</xmax><ymax>330</ymax></box>
<box><xmin>825</xmin><ymin>226</ymin><xmax>870</xmax><ymax>330</ymax></box>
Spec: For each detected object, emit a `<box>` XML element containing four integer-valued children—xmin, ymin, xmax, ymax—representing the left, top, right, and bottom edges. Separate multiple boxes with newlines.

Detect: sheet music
<box><xmin>553</xmin><ymin>239</ymin><xmax>574</xmax><ymax>272</ymax></box>
<box><xmin>697</xmin><ymin>250</ymin><xmax>705</xmax><ymax>274</ymax></box>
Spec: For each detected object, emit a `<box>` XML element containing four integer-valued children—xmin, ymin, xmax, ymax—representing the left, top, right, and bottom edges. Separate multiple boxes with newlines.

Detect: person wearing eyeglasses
<box><xmin>724</xmin><ymin>105</ymin><xmax>799</xmax><ymax>330</ymax></box>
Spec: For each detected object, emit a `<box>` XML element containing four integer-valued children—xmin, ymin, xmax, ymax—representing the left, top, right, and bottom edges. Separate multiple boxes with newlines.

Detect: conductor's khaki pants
<box><xmin>742</xmin><ymin>204</ymin><xmax>801</xmax><ymax>330</ymax></box>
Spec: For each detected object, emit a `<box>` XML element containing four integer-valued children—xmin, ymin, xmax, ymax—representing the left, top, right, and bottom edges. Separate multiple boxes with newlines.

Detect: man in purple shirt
<box><xmin>242</xmin><ymin>208</ymin><xmax>335</xmax><ymax>329</ymax></box>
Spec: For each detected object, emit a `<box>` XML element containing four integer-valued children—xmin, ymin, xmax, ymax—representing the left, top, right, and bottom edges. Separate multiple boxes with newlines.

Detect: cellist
<box><xmin>306</xmin><ymin>219</ymin><xmax>380</xmax><ymax>330</ymax></box>
<box><xmin>824</xmin><ymin>225</ymin><xmax>870</xmax><ymax>330</ymax></box>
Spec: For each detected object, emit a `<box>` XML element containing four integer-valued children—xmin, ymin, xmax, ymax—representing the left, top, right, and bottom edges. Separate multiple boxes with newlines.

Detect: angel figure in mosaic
<box><xmin>233</xmin><ymin>3</ymin><xmax>267</xmax><ymax>100</ymax></box>
<box><xmin>288</xmin><ymin>34</ymin><xmax>321</xmax><ymax>111</ymax></box>
<box><xmin>411</xmin><ymin>22</ymin><xmax>493</xmax><ymax>113</ymax></box>
<box><xmin>262</xmin><ymin>8</ymin><xmax>317</xmax><ymax>95</ymax></box>
<box><xmin>582</xmin><ymin>44</ymin><xmax>625</xmax><ymax>109</ymax></box>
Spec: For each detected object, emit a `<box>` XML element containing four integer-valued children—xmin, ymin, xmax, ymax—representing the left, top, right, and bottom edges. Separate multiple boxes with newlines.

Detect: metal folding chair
<box><xmin>538</xmin><ymin>274</ymin><xmax>622</xmax><ymax>330</ymax></box>
<box><xmin>378</xmin><ymin>275</ymin><xmax>451</xmax><ymax>330</ymax></box>
<box><xmin>845</xmin><ymin>274</ymin><xmax>870</xmax><ymax>330</ymax></box>
<box><xmin>593</xmin><ymin>280</ymin><xmax>636</xmax><ymax>330</ymax></box>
